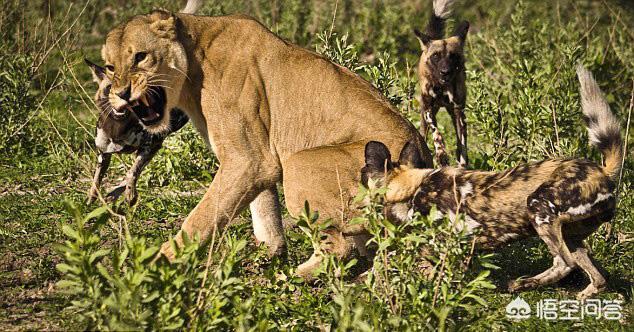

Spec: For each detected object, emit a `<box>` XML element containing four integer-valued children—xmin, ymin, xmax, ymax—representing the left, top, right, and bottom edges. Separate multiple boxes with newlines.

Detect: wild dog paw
<box><xmin>105</xmin><ymin>184</ymin><xmax>126</xmax><ymax>202</ymax></box>
<box><xmin>124</xmin><ymin>186</ymin><xmax>138</xmax><ymax>206</ymax></box>
<box><xmin>87</xmin><ymin>187</ymin><xmax>99</xmax><ymax>204</ymax></box>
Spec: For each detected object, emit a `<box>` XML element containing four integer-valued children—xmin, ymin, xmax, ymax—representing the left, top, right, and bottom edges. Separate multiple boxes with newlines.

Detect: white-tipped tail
<box><xmin>576</xmin><ymin>64</ymin><xmax>623</xmax><ymax>179</ymax></box>
<box><xmin>433</xmin><ymin>0</ymin><xmax>456</xmax><ymax>19</ymax></box>
<box><xmin>180</xmin><ymin>0</ymin><xmax>203</xmax><ymax>14</ymax></box>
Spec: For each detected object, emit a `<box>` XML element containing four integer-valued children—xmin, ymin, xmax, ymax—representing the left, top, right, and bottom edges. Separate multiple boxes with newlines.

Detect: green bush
<box><xmin>0</xmin><ymin>51</ymin><xmax>36</xmax><ymax>153</ymax></box>
<box><xmin>56</xmin><ymin>183</ymin><xmax>496</xmax><ymax>330</ymax></box>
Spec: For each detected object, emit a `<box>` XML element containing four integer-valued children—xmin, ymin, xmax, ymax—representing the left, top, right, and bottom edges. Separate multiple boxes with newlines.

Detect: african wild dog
<box><xmin>414</xmin><ymin>0</ymin><xmax>469</xmax><ymax>167</ymax></box>
<box><xmin>85</xmin><ymin>59</ymin><xmax>189</xmax><ymax>205</ymax></box>
<box><xmin>355</xmin><ymin>66</ymin><xmax>622</xmax><ymax>299</ymax></box>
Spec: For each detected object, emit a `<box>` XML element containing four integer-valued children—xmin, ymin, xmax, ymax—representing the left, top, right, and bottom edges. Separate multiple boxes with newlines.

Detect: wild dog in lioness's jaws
<box><xmin>415</xmin><ymin>0</ymin><xmax>469</xmax><ymax>167</ymax></box>
<box><xmin>85</xmin><ymin>59</ymin><xmax>189</xmax><ymax>205</ymax></box>
<box><xmin>357</xmin><ymin>66</ymin><xmax>622</xmax><ymax>299</ymax></box>
<box><xmin>99</xmin><ymin>0</ymin><xmax>433</xmax><ymax>276</ymax></box>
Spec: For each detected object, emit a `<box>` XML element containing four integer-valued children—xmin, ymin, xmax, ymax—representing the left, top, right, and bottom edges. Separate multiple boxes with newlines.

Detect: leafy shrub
<box><xmin>142</xmin><ymin>125</ymin><xmax>218</xmax><ymax>187</ymax></box>
<box><xmin>0</xmin><ymin>50</ymin><xmax>36</xmax><ymax>153</ymax></box>
<box><xmin>57</xmin><ymin>182</ymin><xmax>496</xmax><ymax>330</ymax></box>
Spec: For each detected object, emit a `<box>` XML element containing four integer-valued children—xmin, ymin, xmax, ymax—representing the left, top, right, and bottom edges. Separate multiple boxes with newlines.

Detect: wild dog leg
<box><xmin>423</xmin><ymin>108</ymin><xmax>450</xmax><ymax>167</ymax></box>
<box><xmin>509</xmin><ymin>213</ymin><xmax>576</xmax><ymax>292</ymax></box>
<box><xmin>160</xmin><ymin>159</ymin><xmax>281</xmax><ymax>261</ymax></box>
<box><xmin>569</xmin><ymin>241</ymin><xmax>606</xmax><ymax>299</ymax></box>
<box><xmin>451</xmin><ymin>107</ymin><xmax>468</xmax><ymax>167</ymax></box>
<box><xmin>508</xmin><ymin>255</ymin><xmax>574</xmax><ymax>292</ymax></box>
<box><xmin>565</xmin><ymin>215</ymin><xmax>610</xmax><ymax>299</ymax></box>
<box><xmin>88</xmin><ymin>152</ymin><xmax>112</xmax><ymax>204</ymax></box>
<box><xmin>420</xmin><ymin>105</ymin><xmax>431</xmax><ymax>138</ymax></box>
<box><xmin>250</xmin><ymin>187</ymin><xmax>287</xmax><ymax>257</ymax></box>
<box><xmin>106</xmin><ymin>142</ymin><xmax>161</xmax><ymax>205</ymax></box>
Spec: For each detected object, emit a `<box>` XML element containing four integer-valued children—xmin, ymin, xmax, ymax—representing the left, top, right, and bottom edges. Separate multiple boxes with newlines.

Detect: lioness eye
<box><xmin>105</xmin><ymin>65</ymin><xmax>115</xmax><ymax>72</ymax></box>
<box><xmin>431</xmin><ymin>53</ymin><xmax>440</xmax><ymax>62</ymax></box>
<box><xmin>134</xmin><ymin>52</ymin><xmax>148</xmax><ymax>64</ymax></box>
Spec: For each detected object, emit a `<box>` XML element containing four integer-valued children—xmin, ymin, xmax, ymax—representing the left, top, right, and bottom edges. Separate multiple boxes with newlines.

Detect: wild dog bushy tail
<box><xmin>426</xmin><ymin>0</ymin><xmax>456</xmax><ymax>39</ymax></box>
<box><xmin>576</xmin><ymin>65</ymin><xmax>623</xmax><ymax>179</ymax></box>
<box><xmin>180</xmin><ymin>0</ymin><xmax>203</xmax><ymax>14</ymax></box>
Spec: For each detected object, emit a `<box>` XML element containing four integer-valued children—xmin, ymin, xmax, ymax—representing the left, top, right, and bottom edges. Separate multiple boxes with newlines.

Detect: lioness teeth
<box><xmin>140</xmin><ymin>94</ymin><xmax>149</xmax><ymax>107</ymax></box>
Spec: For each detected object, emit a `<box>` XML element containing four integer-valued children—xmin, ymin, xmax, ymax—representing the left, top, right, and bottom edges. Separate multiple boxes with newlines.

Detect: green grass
<box><xmin>0</xmin><ymin>0</ymin><xmax>633</xmax><ymax>330</ymax></box>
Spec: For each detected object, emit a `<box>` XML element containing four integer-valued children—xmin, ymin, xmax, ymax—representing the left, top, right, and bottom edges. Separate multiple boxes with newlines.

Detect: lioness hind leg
<box><xmin>250</xmin><ymin>187</ymin><xmax>287</xmax><ymax>257</ymax></box>
<box><xmin>282</xmin><ymin>142</ymin><xmax>377</xmax><ymax>279</ymax></box>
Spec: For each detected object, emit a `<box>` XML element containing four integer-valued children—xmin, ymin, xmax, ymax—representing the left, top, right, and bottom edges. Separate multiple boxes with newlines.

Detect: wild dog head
<box><xmin>361</xmin><ymin>141</ymin><xmax>431</xmax><ymax>223</ymax></box>
<box><xmin>414</xmin><ymin>21</ymin><xmax>469</xmax><ymax>86</ymax></box>
<box><xmin>85</xmin><ymin>58</ymin><xmax>124</xmax><ymax>120</ymax></box>
<box><xmin>101</xmin><ymin>10</ymin><xmax>189</xmax><ymax>133</ymax></box>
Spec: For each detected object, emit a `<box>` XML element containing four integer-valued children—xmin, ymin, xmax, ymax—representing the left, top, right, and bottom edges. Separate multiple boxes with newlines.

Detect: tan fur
<box><xmin>385</xmin><ymin>168</ymin><xmax>433</xmax><ymax>202</ymax></box>
<box><xmin>101</xmin><ymin>11</ymin><xmax>433</xmax><ymax>277</ymax></box>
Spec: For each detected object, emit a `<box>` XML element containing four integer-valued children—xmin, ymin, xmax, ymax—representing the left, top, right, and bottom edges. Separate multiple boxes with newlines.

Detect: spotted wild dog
<box><xmin>85</xmin><ymin>59</ymin><xmax>189</xmax><ymax>205</ymax></box>
<box><xmin>354</xmin><ymin>66</ymin><xmax>622</xmax><ymax>299</ymax></box>
<box><xmin>414</xmin><ymin>0</ymin><xmax>469</xmax><ymax>167</ymax></box>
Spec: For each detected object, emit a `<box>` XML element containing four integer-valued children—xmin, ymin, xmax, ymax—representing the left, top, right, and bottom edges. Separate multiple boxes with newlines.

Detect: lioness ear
<box><xmin>414</xmin><ymin>29</ymin><xmax>432</xmax><ymax>50</ymax></box>
<box><xmin>398</xmin><ymin>140</ymin><xmax>425</xmax><ymax>169</ymax></box>
<box><xmin>149</xmin><ymin>10</ymin><xmax>177</xmax><ymax>39</ymax></box>
<box><xmin>453</xmin><ymin>21</ymin><xmax>470</xmax><ymax>43</ymax></box>
<box><xmin>84</xmin><ymin>58</ymin><xmax>106</xmax><ymax>84</ymax></box>
<box><xmin>361</xmin><ymin>141</ymin><xmax>393</xmax><ymax>186</ymax></box>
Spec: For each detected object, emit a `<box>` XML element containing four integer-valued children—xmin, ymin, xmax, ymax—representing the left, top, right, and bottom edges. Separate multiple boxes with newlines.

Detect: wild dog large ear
<box><xmin>453</xmin><ymin>21</ymin><xmax>470</xmax><ymax>43</ymax></box>
<box><xmin>361</xmin><ymin>141</ymin><xmax>393</xmax><ymax>186</ymax></box>
<box><xmin>398</xmin><ymin>140</ymin><xmax>425</xmax><ymax>169</ymax></box>
<box><xmin>85</xmin><ymin>58</ymin><xmax>106</xmax><ymax>84</ymax></box>
<box><xmin>149</xmin><ymin>10</ymin><xmax>177</xmax><ymax>39</ymax></box>
<box><xmin>414</xmin><ymin>29</ymin><xmax>432</xmax><ymax>49</ymax></box>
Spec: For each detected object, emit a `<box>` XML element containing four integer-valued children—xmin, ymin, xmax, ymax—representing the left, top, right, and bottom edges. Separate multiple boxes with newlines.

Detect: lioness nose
<box><xmin>116</xmin><ymin>84</ymin><xmax>131</xmax><ymax>101</ymax></box>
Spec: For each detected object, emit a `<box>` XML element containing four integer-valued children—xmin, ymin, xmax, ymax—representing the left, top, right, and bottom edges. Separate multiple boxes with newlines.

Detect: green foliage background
<box><xmin>0</xmin><ymin>0</ymin><xmax>632</xmax><ymax>330</ymax></box>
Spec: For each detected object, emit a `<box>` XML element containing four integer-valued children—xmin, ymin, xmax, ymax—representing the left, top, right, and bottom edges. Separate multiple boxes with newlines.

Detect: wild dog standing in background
<box><xmin>357</xmin><ymin>66</ymin><xmax>622</xmax><ymax>299</ymax></box>
<box><xmin>85</xmin><ymin>59</ymin><xmax>189</xmax><ymax>205</ymax></box>
<box><xmin>415</xmin><ymin>0</ymin><xmax>469</xmax><ymax>167</ymax></box>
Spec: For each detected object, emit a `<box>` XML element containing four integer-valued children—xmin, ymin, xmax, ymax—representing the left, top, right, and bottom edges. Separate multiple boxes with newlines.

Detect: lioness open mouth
<box><xmin>126</xmin><ymin>87</ymin><xmax>167</xmax><ymax>126</ymax></box>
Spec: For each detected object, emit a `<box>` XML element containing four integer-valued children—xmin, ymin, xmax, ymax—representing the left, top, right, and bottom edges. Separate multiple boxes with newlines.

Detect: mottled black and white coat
<box><xmin>85</xmin><ymin>59</ymin><xmax>188</xmax><ymax>205</ymax></box>
<box><xmin>414</xmin><ymin>0</ymin><xmax>469</xmax><ymax>167</ymax></box>
<box><xmin>357</xmin><ymin>66</ymin><xmax>622</xmax><ymax>300</ymax></box>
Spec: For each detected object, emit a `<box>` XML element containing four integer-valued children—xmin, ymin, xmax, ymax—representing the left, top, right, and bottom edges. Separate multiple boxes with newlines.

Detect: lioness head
<box><xmin>361</xmin><ymin>141</ymin><xmax>431</xmax><ymax>223</ymax></box>
<box><xmin>414</xmin><ymin>21</ymin><xmax>469</xmax><ymax>86</ymax></box>
<box><xmin>101</xmin><ymin>10</ymin><xmax>188</xmax><ymax>133</ymax></box>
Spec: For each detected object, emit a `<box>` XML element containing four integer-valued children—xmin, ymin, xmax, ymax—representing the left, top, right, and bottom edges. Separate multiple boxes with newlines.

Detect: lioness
<box><xmin>99</xmin><ymin>0</ymin><xmax>433</xmax><ymax>276</ymax></box>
